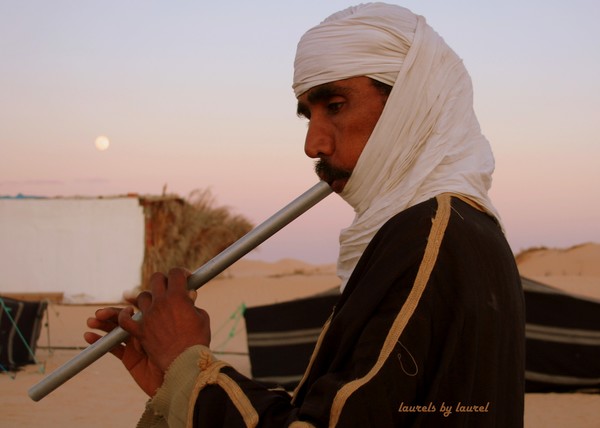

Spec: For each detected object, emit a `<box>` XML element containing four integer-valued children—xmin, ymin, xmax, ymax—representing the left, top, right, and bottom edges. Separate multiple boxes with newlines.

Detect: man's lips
<box><xmin>316</xmin><ymin>170</ymin><xmax>347</xmax><ymax>193</ymax></box>
<box><xmin>315</xmin><ymin>159</ymin><xmax>351</xmax><ymax>193</ymax></box>
<box><xmin>328</xmin><ymin>177</ymin><xmax>348</xmax><ymax>193</ymax></box>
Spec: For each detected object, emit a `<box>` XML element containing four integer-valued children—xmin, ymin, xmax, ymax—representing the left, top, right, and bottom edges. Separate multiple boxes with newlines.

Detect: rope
<box><xmin>0</xmin><ymin>297</ymin><xmax>45</xmax><ymax>374</ymax></box>
<box><xmin>212</xmin><ymin>302</ymin><xmax>247</xmax><ymax>353</ymax></box>
<box><xmin>0</xmin><ymin>361</ymin><xmax>16</xmax><ymax>379</ymax></box>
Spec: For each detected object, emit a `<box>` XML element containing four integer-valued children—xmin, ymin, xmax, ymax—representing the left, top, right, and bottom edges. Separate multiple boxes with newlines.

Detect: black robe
<box><xmin>191</xmin><ymin>194</ymin><xmax>525</xmax><ymax>427</ymax></box>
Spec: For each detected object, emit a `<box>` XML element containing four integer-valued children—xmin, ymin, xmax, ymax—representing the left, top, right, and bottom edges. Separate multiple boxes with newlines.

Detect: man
<box><xmin>86</xmin><ymin>3</ymin><xmax>525</xmax><ymax>426</ymax></box>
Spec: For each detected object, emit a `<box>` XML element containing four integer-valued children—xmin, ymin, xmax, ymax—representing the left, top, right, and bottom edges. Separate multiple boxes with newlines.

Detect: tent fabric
<box><xmin>244</xmin><ymin>292</ymin><xmax>339</xmax><ymax>390</ymax></box>
<box><xmin>244</xmin><ymin>278</ymin><xmax>600</xmax><ymax>393</ymax></box>
<box><xmin>521</xmin><ymin>277</ymin><xmax>600</xmax><ymax>392</ymax></box>
<box><xmin>0</xmin><ymin>296</ymin><xmax>47</xmax><ymax>370</ymax></box>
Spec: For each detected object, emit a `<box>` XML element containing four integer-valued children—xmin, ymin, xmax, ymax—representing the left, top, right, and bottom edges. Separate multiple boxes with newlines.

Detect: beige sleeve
<box><xmin>136</xmin><ymin>345</ymin><xmax>208</xmax><ymax>428</ymax></box>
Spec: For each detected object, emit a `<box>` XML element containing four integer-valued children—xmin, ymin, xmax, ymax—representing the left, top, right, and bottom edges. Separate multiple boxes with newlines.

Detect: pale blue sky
<box><xmin>1</xmin><ymin>1</ymin><xmax>599</xmax><ymax>263</ymax></box>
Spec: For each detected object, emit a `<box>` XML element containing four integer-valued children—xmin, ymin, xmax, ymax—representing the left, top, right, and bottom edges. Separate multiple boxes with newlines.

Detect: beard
<box><xmin>314</xmin><ymin>159</ymin><xmax>352</xmax><ymax>184</ymax></box>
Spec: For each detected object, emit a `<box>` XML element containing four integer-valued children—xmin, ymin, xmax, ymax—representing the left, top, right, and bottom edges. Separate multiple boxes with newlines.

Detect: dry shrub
<box><xmin>140</xmin><ymin>189</ymin><xmax>253</xmax><ymax>289</ymax></box>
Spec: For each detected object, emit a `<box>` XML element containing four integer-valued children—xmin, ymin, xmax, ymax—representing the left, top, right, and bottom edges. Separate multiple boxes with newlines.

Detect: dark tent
<box><xmin>522</xmin><ymin>277</ymin><xmax>600</xmax><ymax>392</ymax></box>
<box><xmin>244</xmin><ymin>278</ymin><xmax>600</xmax><ymax>393</ymax></box>
<box><xmin>0</xmin><ymin>296</ymin><xmax>47</xmax><ymax>371</ymax></box>
<box><xmin>244</xmin><ymin>291</ymin><xmax>339</xmax><ymax>390</ymax></box>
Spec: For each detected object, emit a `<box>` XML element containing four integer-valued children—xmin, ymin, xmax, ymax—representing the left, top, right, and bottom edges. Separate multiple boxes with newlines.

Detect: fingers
<box><xmin>149</xmin><ymin>271</ymin><xmax>168</xmax><ymax>298</ymax></box>
<box><xmin>83</xmin><ymin>331</ymin><xmax>102</xmax><ymax>345</ymax></box>
<box><xmin>92</xmin><ymin>307</ymin><xmax>122</xmax><ymax>322</ymax></box>
<box><xmin>166</xmin><ymin>268</ymin><xmax>191</xmax><ymax>297</ymax></box>
<box><xmin>84</xmin><ymin>309</ymin><xmax>129</xmax><ymax>360</ymax></box>
<box><xmin>139</xmin><ymin>268</ymin><xmax>193</xmax><ymax>303</ymax></box>
<box><xmin>136</xmin><ymin>291</ymin><xmax>153</xmax><ymax>312</ymax></box>
<box><xmin>176</xmin><ymin>268</ymin><xmax>197</xmax><ymax>302</ymax></box>
<box><xmin>86</xmin><ymin>307</ymin><xmax>121</xmax><ymax>333</ymax></box>
<box><xmin>118</xmin><ymin>306</ymin><xmax>142</xmax><ymax>337</ymax></box>
<box><xmin>119</xmin><ymin>268</ymin><xmax>197</xmax><ymax>338</ymax></box>
<box><xmin>84</xmin><ymin>331</ymin><xmax>126</xmax><ymax>359</ymax></box>
<box><xmin>145</xmin><ymin>268</ymin><xmax>192</xmax><ymax>301</ymax></box>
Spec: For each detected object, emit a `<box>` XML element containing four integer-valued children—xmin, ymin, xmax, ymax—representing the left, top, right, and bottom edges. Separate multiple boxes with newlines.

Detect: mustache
<box><xmin>314</xmin><ymin>159</ymin><xmax>352</xmax><ymax>182</ymax></box>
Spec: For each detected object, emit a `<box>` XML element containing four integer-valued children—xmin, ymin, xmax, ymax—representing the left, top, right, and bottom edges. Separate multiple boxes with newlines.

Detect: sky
<box><xmin>1</xmin><ymin>1</ymin><xmax>599</xmax><ymax>264</ymax></box>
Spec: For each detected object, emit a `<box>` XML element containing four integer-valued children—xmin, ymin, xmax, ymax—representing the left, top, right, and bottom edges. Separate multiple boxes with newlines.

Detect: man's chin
<box><xmin>329</xmin><ymin>178</ymin><xmax>348</xmax><ymax>193</ymax></box>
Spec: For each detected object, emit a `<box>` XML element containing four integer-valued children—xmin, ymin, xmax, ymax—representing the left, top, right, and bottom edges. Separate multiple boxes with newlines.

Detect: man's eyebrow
<box><xmin>296</xmin><ymin>83</ymin><xmax>351</xmax><ymax>118</ymax></box>
<box><xmin>297</xmin><ymin>101</ymin><xmax>310</xmax><ymax>118</ymax></box>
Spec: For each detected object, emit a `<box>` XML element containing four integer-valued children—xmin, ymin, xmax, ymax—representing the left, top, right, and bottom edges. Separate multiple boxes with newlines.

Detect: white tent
<box><xmin>0</xmin><ymin>197</ymin><xmax>145</xmax><ymax>303</ymax></box>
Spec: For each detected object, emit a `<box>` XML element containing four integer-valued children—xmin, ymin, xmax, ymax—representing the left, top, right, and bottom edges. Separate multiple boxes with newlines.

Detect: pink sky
<box><xmin>2</xmin><ymin>1</ymin><xmax>599</xmax><ymax>263</ymax></box>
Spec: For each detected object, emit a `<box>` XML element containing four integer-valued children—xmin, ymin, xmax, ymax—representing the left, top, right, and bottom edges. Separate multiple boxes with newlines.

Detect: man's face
<box><xmin>296</xmin><ymin>76</ymin><xmax>388</xmax><ymax>193</ymax></box>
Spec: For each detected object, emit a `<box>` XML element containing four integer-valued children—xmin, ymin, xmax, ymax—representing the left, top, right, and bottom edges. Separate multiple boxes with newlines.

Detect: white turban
<box><xmin>294</xmin><ymin>3</ymin><xmax>501</xmax><ymax>291</ymax></box>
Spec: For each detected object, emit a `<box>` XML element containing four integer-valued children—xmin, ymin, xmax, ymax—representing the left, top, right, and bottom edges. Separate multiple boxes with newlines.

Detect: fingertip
<box><xmin>83</xmin><ymin>331</ymin><xmax>99</xmax><ymax>344</ymax></box>
<box><xmin>149</xmin><ymin>271</ymin><xmax>166</xmax><ymax>282</ymax></box>
<box><xmin>135</xmin><ymin>291</ymin><xmax>152</xmax><ymax>310</ymax></box>
<box><xmin>167</xmin><ymin>268</ymin><xmax>191</xmax><ymax>294</ymax></box>
<box><xmin>118</xmin><ymin>306</ymin><xmax>139</xmax><ymax>334</ymax></box>
<box><xmin>121</xmin><ymin>305</ymin><xmax>135</xmax><ymax>318</ymax></box>
<box><xmin>149</xmin><ymin>272</ymin><xmax>167</xmax><ymax>292</ymax></box>
<box><xmin>169</xmin><ymin>267</ymin><xmax>190</xmax><ymax>277</ymax></box>
<box><xmin>168</xmin><ymin>268</ymin><xmax>182</xmax><ymax>281</ymax></box>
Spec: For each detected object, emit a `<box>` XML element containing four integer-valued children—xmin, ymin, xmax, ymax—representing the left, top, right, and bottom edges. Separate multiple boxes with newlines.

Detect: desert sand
<box><xmin>1</xmin><ymin>245</ymin><xmax>599</xmax><ymax>427</ymax></box>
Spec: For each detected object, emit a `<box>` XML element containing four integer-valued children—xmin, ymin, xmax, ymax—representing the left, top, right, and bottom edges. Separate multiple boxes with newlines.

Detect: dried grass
<box><xmin>139</xmin><ymin>189</ymin><xmax>253</xmax><ymax>289</ymax></box>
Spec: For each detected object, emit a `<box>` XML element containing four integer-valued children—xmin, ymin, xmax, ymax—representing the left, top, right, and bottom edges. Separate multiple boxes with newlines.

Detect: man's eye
<box><xmin>327</xmin><ymin>102</ymin><xmax>344</xmax><ymax>113</ymax></box>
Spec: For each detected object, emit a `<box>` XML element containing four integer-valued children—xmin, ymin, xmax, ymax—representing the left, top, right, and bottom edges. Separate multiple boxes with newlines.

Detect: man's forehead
<box><xmin>297</xmin><ymin>78</ymin><xmax>367</xmax><ymax>103</ymax></box>
<box><xmin>301</xmin><ymin>83</ymin><xmax>346</xmax><ymax>102</ymax></box>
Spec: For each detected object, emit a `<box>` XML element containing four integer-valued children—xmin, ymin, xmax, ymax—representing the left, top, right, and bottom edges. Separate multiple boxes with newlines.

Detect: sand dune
<box><xmin>222</xmin><ymin>258</ymin><xmax>337</xmax><ymax>278</ymax></box>
<box><xmin>517</xmin><ymin>243</ymin><xmax>600</xmax><ymax>300</ymax></box>
<box><xmin>1</xmin><ymin>245</ymin><xmax>599</xmax><ymax>427</ymax></box>
<box><xmin>517</xmin><ymin>243</ymin><xmax>600</xmax><ymax>276</ymax></box>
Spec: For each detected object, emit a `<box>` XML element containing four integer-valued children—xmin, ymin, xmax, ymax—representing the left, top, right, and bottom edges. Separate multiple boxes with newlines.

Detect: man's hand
<box><xmin>84</xmin><ymin>267</ymin><xmax>211</xmax><ymax>397</ymax></box>
<box><xmin>85</xmin><ymin>306</ymin><xmax>165</xmax><ymax>397</ymax></box>
<box><xmin>119</xmin><ymin>268</ymin><xmax>211</xmax><ymax>372</ymax></box>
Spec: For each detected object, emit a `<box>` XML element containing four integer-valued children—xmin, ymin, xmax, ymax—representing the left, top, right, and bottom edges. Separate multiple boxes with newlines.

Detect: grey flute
<box><xmin>28</xmin><ymin>181</ymin><xmax>333</xmax><ymax>401</ymax></box>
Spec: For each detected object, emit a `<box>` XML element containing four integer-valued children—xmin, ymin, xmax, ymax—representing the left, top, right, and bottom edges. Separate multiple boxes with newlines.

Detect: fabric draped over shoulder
<box><xmin>293</xmin><ymin>3</ymin><xmax>501</xmax><ymax>290</ymax></box>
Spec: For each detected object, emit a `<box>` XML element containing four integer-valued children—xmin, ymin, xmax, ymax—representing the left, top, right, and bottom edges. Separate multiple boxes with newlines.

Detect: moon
<box><xmin>95</xmin><ymin>135</ymin><xmax>110</xmax><ymax>151</ymax></box>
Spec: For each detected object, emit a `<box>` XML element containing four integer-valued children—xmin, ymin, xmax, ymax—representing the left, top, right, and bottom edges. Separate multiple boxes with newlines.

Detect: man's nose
<box><xmin>304</xmin><ymin>118</ymin><xmax>334</xmax><ymax>159</ymax></box>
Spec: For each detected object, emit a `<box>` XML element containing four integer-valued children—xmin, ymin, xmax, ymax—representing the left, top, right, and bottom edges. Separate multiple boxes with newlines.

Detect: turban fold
<box><xmin>293</xmin><ymin>4</ymin><xmax>416</xmax><ymax>96</ymax></box>
<box><xmin>294</xmin><ymin>3</ymin><xmax>501</xmax><ymax>290</ymax></box>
